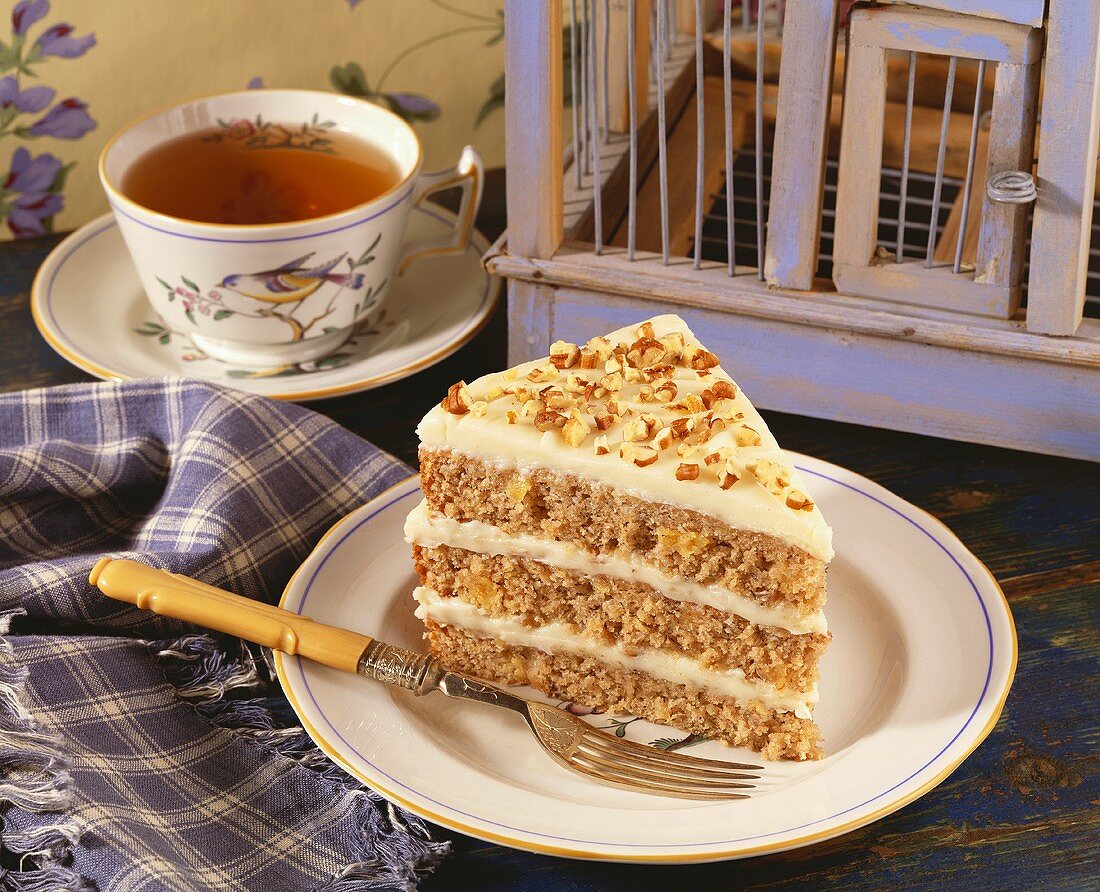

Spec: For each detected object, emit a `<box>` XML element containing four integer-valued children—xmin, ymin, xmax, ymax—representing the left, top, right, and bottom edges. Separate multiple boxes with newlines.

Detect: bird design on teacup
<box><xmin>218</xmin><ymin>253</ymin><xmax>365</xmax><ymax>305</ymax></box>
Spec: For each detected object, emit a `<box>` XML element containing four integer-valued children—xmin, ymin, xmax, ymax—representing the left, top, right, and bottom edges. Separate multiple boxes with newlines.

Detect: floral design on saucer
<box><xmin>204</xmin><ymin>112</ymin><xmax>338</xmax><ymax>153</ymax></box>
<box><xmin>134</xmin><ymin>309</ymin><xmax>398</xmax><ymax>380</ymax></box>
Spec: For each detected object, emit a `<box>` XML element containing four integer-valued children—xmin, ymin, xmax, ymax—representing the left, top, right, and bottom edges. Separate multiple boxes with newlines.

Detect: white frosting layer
<box><xmin>405</xmin><ymin>501</ymin><xmax>826</xmax><ymax>635</ymax></box>
<box><xmin>415</xmin><ymin>586</ymin><xmax>816</xmax><ymax>719</ymax></box>
<box><xmin>416</xmin><ymin>314</ymin><xmax>833</xmax><ymax>562</ymax></box>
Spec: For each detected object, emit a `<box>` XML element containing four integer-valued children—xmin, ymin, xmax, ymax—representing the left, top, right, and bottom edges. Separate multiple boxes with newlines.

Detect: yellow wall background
<box><xmin>6</xmin><ymin>0</ymin><xmax>505</xmax><ymax>238</ymax></box>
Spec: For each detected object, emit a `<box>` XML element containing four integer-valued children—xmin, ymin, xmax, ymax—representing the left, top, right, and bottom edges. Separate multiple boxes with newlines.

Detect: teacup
<box><xmin>99</xmin><ymin>89</ymin><xmax>482</xmax><ymax>369</ymax></box>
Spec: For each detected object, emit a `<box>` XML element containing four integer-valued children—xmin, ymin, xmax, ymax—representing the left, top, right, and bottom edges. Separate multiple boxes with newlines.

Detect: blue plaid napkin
<box><xmin>0</xmin><ymin>378</ymin><xmax>449</xmax><ymax>891</ymax></box>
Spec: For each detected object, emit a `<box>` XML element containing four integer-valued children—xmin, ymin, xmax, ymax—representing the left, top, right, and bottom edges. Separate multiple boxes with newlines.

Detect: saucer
<box><xmin>31</xmin><ymin>207</ymin><xmax>500</xmax><ymax>401</ymax></box>
<box><xmin>275</xmin><ymin>458</ymin><xmax>1016</xmax><ymax>862</ymax></box>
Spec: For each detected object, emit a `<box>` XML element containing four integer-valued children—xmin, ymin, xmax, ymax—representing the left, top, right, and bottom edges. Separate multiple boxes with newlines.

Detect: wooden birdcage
<box><xmin>487</xmin><ymin>0</ymin><xmax>1100</xmax><ymax>461</ymax></box>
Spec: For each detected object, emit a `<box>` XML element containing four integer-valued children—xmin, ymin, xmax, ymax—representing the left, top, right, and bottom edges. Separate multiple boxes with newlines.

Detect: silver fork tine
<box><xmin>577</xmin><ymin>736</ymin><xmax>760</xmax><ymax>780</ymax></box>
<box><xmin>581</xmin><ymin>728</ymin><xmax>763</xmax><ymax>772</ymax></box>
<box><xmin>568</xmin><ymin>759</ymin><xmax>751</xmax><ymax>800</ymax></box>
<box><xmin>573</xmin><ymin>749</ymin><xmax>756</xmax><ymax>790</ymax></box>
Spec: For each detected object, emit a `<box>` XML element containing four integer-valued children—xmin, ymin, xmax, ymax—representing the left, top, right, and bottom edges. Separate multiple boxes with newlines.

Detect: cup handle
<box><xmin>398</xmin><ymin>145</ymin><xmax>484</xmax><ymax>275</ymax></box>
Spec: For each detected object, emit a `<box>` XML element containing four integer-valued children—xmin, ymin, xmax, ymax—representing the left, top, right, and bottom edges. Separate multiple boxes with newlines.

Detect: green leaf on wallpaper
<box><xmin>475</xmin><ymin>72</ymin><xmax>505</xmax><ymax>128</ymax></box>
<box><xmin>0</xmin><ymin>42</ymin><xmax>19</xmax><ymax>74</ymax></box>
<box><xmin>330</xmin><ymin>62</ymin><xmax>370</xmax><ymax>98</ymax></box>
<box><xmin>182</xmin><ymin>277</ymin><xmax>200</xmax><ymax>293</ymax></box>
<box><xmin>484</xmin><ymin>29</ymin><xmax>503</xmax><ymax>47</ymax></box>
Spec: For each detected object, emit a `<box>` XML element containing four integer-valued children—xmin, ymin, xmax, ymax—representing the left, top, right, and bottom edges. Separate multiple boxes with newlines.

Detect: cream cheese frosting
<box><xmin>405</xmin><ymin>500</ymin><xmax>827</xmax><ymax>634</ymax></box>
<box><xmin>414</xmin><ymin>586</ymin><xmax>816</xmax><ymax>718</ymax></box>
<box><xmin>416</xmin><ymin>314</ymin><xmax>833</xmax><ymax>562</ymax></box>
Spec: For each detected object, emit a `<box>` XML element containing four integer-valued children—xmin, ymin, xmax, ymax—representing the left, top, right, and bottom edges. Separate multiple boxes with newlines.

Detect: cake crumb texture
<box><xmin>424</xmin><ymin>621</ymin><xmax>823</xmax><ymax>761</ymax></box>
<box><xmin>414</xmin><ymin>543</ymin><xmax>828</xmax><ymax>692</ymax></box>
<box><xmin>420</xmin><ymin>447</ymin><xmax>827</xmax><ymax>614</ymax></box>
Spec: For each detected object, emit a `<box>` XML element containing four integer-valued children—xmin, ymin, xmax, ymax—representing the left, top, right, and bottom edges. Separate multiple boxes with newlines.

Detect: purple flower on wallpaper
<box><xmin>2</xmin><ymin>146</ymin><xmax>62</xmax><ymax>236</ymax></box>
<box><xmin>384</xmin><ymin>92</ymin><xmax>441</xmax><ymax>122</ymax></box>
<box><xmin>31</xmin><ymin>22</ymin><xmax>95</xmax><ymax>59</ymax></box>
<box><xmin>0</xmin><ymin>76</ymin><xmax>54</xmax><ymax>112</ymax></box>
<box><xmin>27</xmin><ymin>97</ymin><xmax>95</xmax><ymax>138</ymax></box>
<box><xmin>11</xmin><ymin>0</ymin><xmax>47</xmax><ymax>36</ymax></box>
<box><xmin>247</xmin><ymin>76</ymin><xmax>264</xmax><ymax>90</ymax></box>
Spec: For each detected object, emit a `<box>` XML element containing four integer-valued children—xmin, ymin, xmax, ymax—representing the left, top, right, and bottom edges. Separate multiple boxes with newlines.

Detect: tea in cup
<box><xmin>99</xmin><ymin>89</ymin><xmax>482</xmax><ymax>369</ymax></box>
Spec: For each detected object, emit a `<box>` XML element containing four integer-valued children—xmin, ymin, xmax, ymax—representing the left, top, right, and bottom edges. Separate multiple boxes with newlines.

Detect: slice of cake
<box><xmin>405</xmin><ymin>315</ymin><xmax>832</xmax><ymax>760</ymax></box>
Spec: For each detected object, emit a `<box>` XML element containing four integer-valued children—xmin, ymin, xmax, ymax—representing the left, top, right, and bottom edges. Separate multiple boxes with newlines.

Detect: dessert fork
<box><xmin>89</xmin><ymin>558</ymin><xmax>762</xmax><ymax>800</ymax></box>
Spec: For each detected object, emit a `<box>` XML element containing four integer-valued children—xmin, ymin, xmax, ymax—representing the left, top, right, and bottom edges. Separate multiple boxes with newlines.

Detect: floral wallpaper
<box><xmin>0</xmin><ymin>0</ymin><xmax>506</xmax><ymax>240</ymax></box>
<box><xmin>0</xmin><ymin>0</ymin><xmax>94</xmax><ymax>237</ymax></box>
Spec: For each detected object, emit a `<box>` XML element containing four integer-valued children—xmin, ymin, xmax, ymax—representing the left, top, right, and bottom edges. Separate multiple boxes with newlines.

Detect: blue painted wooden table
<box><xmin>0</xmin><ymin>174</ymin><xmax>1096</xmax><ymax>890</ymax></box>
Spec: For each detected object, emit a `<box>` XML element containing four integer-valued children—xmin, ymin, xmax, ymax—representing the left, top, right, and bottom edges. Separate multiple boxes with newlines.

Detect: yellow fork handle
<box><xmin>89</xmin><ymin>557</ymin><xmax>372</xmax><ymax>674</ymax></box>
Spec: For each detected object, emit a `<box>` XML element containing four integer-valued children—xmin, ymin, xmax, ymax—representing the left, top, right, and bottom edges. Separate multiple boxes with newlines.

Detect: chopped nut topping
<box><xmin>684</xmin><ymin>394</ymin><xmax>706</xmax><ymax>413</ymax></box>
<box><xmin>503</xmin><ymin>368</ymin><xmax>518</xmax><ymax>382</ymax></box>
<box><xmin>623</xmin><ymin>366</ymin><xmax>645</xmax><ymax>383</ymax></box>
<box><xmin>526</xmin><ymin>364</ymin><xmax>556</xmax><ymax>383</ymax></box>
<box><xmin>676</xmin><ymin>442</ymin><xmax>697</xmax><ymax>459</ymax></box>
<box><xmin>544</xmin><ymin>391</ymin><xmax>573</xmax><ymax>411</ymax></box>
<box><xmin>654</xmin><ymin>426</ymin><xmax>674</xmax><ymax>450</ymax></box>
<box><xmin>719</xmin><ymin>462</ymin><xmax>740</xmax><ymax>490</ymax></box>
<box><xmin>593</xmin><ymin>434</ymin><xmax>610</xmax><ymax>455</ymax></box>
<box><xmin>505</xmin><ymin>410</ymin><xmax>518</xmax><ymax>424</ymax></box>
<box><xmin>485</xmin><ymin>385</ymin><xmax>505</xmax><ymax>401</ymax></box>
<box><xmin>533</xmin><ymin>411</ymin><xmax>567</xmax><ymax>432</ymax></box>
<box><xmin>701</xmin><ymin>388</ymin><xmax>718</xmax><ymax>409</ymax></box>
<box><xmin>548</xmin><ymin>340</ymin><xmax>581</xmax><ymax>370</ymax></box>
<box><xmin>709</xmin><ymin>416</ymin><xmax>727</xmax><ymax>433</ymax></box>
<box><xmin>440</xmin><ymin>381</ymin><xmax>473</xmax><ymax>415</ymax></box>
<box><xmin>563</xmin><ymin>373</ymin><xmax>589</xmax><ymax>394</ymax></box>
<box><xmin>748</xmin><ymin>458</ymin><xmax>791</xmax><ymax>495</ymax></box>
<box><xmin>676</xmin><ymin>462</ymin><xmax>700</xmax><ymax>481</ymax></box>
<box><xmin>585</xmin><ymin>336</ymin><xmax>613</xmax><ymax>364</ymax></box>
<box><xmin>562</xmin><ymin>414</ymin><xmax>589</xmax><ymax>448</ymax></box>
<box><xmin>704</xmin><ymin>449</ymin><xmax>725</xmax><ymax>466</ymax></box>
<box><xmin>786</xmin><ymin>489</ymin><xmax>814</xmax><ymax>511</ymax></box>
<box><xmin>638</xmin><ymin>384</ymin><xmax>656</xmax><ymax>403</ymax></box>
<box><xmin>627</xmin><ymin>337</ymin><xmax>666</xmax><ymax>369</ymax></box>
<box><xmin>658</xmin><ymin>332</ymin><xmax>685</xmax><ymax>362</ymax></box>
<box><xmin>620</xmin><ymin>442</ymin><xmax>658</xmax><ymax>467</ymax></box>
<box><xmin>712</xmin><ymin>380</ymin><xmax>736</xmax><ymax>400</ymax></box>
<box><xmin>654</xmin><ymin>380</ymin><xmax>677</xmax><ymax>402</ymax></box>
<box><xmin>469</xmin><ymin>401</ymin><xmax>488</xmax><ymax>418</ymax></box>
<box><xmin>519</xmin><ymin>399</ymin><xmax>541</xmax><ymax>418</ymax></box>
<box><xmin>599</xmin><ymin>371</ymin><xmax>623</xmax><ymax>393</ymax></box>
<box><xmin>637</xmin><ymin>320</ymin><xmax>656</xmax><ymax>339</ymax></box>
<box><xmin>734</xmin><ymin>424</ymin><xmax>762</xmax><ymax>447</ymax></box>
<box><xmin>688</xmin><ymin>347</ymin><xmax>720</xmax><ymax>370</ymax></box>
<box><xmin>605</xmin><ymin>398</ymin><xmax>626</xmax><ymax>416</ymax></box>
<box><xmin>622</xmin><ymin>416</ymin><xmax>651</xmax><ymax>442</ymax></box>
<box><xmin>594</xmin><ymin>412</ymin><xmax>614</xmax><ymax>431</ymax></box>
<box><xmin>579</xmin><ymin>349</ymin><xmax>599</xmax><ymax>370</ymax></box>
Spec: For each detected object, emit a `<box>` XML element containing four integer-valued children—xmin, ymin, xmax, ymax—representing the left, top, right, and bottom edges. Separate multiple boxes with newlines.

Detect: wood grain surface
<box><xmin>0</xmin><ymin>170</ymin><xmax>1096</xmax><ymax>891</ymax></box>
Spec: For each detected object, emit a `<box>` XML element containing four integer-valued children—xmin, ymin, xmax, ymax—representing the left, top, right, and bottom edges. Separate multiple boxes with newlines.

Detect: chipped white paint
<box><xmin>874</xmin><ymin>0</ymin><xmax>1045</xmax><ymax>28</ymax></box>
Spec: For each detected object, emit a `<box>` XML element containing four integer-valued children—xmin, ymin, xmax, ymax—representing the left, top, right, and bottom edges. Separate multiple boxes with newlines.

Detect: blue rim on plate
<box><xmin>274</xmin><ymin>456</ymin><xmax>1017</xmax><ymax>862</ymax></box>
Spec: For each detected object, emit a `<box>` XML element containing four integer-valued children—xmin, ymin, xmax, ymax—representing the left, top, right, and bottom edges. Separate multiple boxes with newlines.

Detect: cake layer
<box><xmin>420</xmin><ymin>448</ymin><xmax>827</xmax><ymax>615</ymax></box>
<box><xmin>423</xmin><ymin>620</ymin><xmax>822</xmax><ymax>761</ymax></box>
<box><xmin>414</xmin><ymin>586</ymin><xmax>817</xmax><ymax>718</ymax></box>
<box><xmin>405</xmin><ymin>500</ymin><xmax>826</xmax><ymax>634</ymax></box>
<box><xmin>412</xmin><ymin>543</ymin><xmax>828</xmax><ymax>692</ymax></box>
<box><xmin>416</xmin><ymin>314</ymin><xmax>832</xmax><ymax>562</ymax></box>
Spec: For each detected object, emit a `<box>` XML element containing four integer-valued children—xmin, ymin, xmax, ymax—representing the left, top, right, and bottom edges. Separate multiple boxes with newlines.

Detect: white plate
<box><xmin>275</xmin><ymin>454</ymin><xmax>1016</xmax><ymax>862</ymax></box>
<box><xmin>31</xmin><ymin>208</ymin><xmax>500</xmax><ymax>401</ymax></box>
